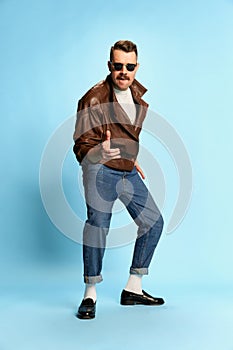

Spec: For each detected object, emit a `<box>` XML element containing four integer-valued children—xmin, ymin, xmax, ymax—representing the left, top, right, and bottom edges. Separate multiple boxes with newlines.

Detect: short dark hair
<box><xmin>110</xmin><ymin>40</ymin><xmax>138</xmax><ymax>61</ymax></box>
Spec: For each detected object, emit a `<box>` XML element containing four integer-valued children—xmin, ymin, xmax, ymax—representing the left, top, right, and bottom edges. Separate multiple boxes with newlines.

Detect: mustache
<box><xmin>116</xmin><ymin>73</ymin><xmax>130</xmax><ymax>80</ymax></box>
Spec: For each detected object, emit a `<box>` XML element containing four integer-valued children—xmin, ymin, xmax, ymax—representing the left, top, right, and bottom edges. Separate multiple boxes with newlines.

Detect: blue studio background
<box><xmin>1</xmin><ymin>0</ymin><xmax>233</xmax><ymax>349</ymax></box>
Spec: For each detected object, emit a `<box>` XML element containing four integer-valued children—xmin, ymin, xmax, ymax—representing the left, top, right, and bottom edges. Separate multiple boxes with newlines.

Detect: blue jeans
<box><xmin>82</xmin><ymin>163</ymin><xmax>164</xmax><ymax>284</ymax></box>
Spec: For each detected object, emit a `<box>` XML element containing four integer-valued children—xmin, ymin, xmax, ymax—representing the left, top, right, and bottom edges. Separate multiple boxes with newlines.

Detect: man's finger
<box><xmin>106</xmin><ymin>129</ymin><xmax>111</xmax><ymax>141</ymax></box>
<box><xmin>106</xmin><ymin>148</ymin><xmax>120</xmax><ymax>155</ymax></box>
<box><xmin>105</xmin><ymin>154</ymin><xmax>121</xmax><ymax>160</ymax></box>
<box><xmin>135</xmin><ymin>163</ymin><xmax>146</xmax><ymax>180</ymax></box>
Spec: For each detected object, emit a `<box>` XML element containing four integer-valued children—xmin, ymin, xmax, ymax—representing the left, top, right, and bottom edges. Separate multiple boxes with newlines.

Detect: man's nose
<box><xmin>120</xmin><ymin>64</ymin><xmax>127</xmax><ymax>73</ymax></box>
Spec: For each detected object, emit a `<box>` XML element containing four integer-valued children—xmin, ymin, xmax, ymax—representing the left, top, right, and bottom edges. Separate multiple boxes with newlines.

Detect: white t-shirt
<box><xmin>114</xmin><ymin>87</ymin><xmax>136</xmax><ymax>124</ymax></box>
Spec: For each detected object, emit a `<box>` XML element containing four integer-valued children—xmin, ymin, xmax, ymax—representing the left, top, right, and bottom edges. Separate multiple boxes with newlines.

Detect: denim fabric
<box><xmin>82</xmin><ymin>163</ymin><xmax>164</xmax><ymax>284</ymax></box>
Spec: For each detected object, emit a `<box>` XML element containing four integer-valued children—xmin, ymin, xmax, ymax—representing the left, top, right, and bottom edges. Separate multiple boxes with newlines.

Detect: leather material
<box><xmin>120</xmin><ymin>289</ymin><xmax>165</xmax><ymax>306</ymax></box>
<box><xmin>76</xmin><ymin>298</ymin><xmax>96</xmax><ymax>319</ymax></box>
<box><xmin>73</xmin><ymin>75</ymin><xmax>149</xmax><ymax>171</ymax></box>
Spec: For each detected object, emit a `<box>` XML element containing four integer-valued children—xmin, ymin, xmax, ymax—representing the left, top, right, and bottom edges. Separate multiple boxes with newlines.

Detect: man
<box><xmin>73</xmin><ymin>40</ymin><xmax>164</xmax><ymax>320</ymax></box>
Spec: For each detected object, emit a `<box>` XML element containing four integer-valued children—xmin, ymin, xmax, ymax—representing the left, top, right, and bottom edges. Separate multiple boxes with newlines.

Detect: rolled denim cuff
<box><xmin>84</xmin><ymin>274</ymin><xmax>103</xmax><ymax>284</ymax></box>
<box><xmin>130</xmin><ymin>267</ymin><xmax>148</xmax><ymax>275</ymax></box>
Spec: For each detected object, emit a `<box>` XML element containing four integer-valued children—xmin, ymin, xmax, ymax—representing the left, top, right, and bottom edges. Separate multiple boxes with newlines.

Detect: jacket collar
<box><xmin>130</xmin><ymin>78</ymin><xmax>147</xmax><ymax>99</ymax></box>
<box><xmin>104</xmin><ymin>74</ymin><xmax>148</xmax><ymax>133</ymax></box>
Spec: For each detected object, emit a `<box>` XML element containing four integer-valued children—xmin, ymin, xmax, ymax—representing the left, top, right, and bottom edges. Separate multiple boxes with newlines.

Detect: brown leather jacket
<box><xmin>73</xmin><ymin>74</ymin><xmax>149</xmax><ymax>171</ymax></box>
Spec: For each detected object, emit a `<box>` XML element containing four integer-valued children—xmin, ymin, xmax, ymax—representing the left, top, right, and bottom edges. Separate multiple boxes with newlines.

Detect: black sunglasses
<box><xmin>110</xmin><ymin>62</ymin><xmax>137</xmax><ymax>72</ymax></box>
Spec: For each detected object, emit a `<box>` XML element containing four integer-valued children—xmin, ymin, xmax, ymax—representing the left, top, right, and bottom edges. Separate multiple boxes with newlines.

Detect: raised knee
<box><xmin>158</xmin><ymin>214</ymin><xmax>164</xmax><ymax>228</ymax></box>
<box><xmin>155</xmin><ymin>214</ymin><xmax>164</xmax><ymax>235</ymax></box>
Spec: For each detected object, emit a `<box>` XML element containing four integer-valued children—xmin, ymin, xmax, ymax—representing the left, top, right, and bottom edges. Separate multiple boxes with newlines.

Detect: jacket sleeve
<box><xmin>73</xmin><ymin>97</ymin><xmax>105</xmax><ymax>164</ymax></box>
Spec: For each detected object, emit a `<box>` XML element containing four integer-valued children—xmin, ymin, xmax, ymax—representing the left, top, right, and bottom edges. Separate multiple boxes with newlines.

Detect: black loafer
<box><xmin>76</xmin><ymin>298</ymin><xmax>96</xmax><ymax>319</ymax></box>
<box><xmin>120</xmin><ymin>289</ymin><xmax>165</xmax><ymax>306</ymax></box>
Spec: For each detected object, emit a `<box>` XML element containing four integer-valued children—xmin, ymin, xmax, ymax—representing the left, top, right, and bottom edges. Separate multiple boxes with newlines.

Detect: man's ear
<box><xmin>107</xmin><ymin>61</ymin><xmax>112</xmax><ymax>72</ymax></box>
<box><xmin>135</xmin><ymin>62</ymin><xmax>140</xmax><ymax>72</ymax></box>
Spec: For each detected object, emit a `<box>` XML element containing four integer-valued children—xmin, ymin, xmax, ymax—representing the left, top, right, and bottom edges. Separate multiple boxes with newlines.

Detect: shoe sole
<box><xmin>121</xmin><ymin>300</ymin><xmax>164</xmax><ymax>306</ymax></box>
<box><xmin>76</xmin><ymin>312</ymin><xmax>95</xmax><ymax>319</ymax></box>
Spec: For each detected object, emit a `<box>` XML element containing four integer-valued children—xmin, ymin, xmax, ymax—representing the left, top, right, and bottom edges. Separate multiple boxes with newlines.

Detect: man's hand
<box><xmin>87</xmin><ymin>130</ymin><xmax>120</xmax><ymax>163</ymax></box>
<box><xmin>135</xmin><ymin>159</ymin><xmax>145</xmax><ymax>180</ymax></box>
<box><xmin>101</xmin><ymin>130</ymin><xmax>121</xmax><ymax>160</ymax></box>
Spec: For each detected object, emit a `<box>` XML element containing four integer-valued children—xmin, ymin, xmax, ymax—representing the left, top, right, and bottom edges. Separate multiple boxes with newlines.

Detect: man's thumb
<box><xmin>106</xmin><ymin>129</ymin><xmax>111</xmax><ymax>141</ymax></box>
